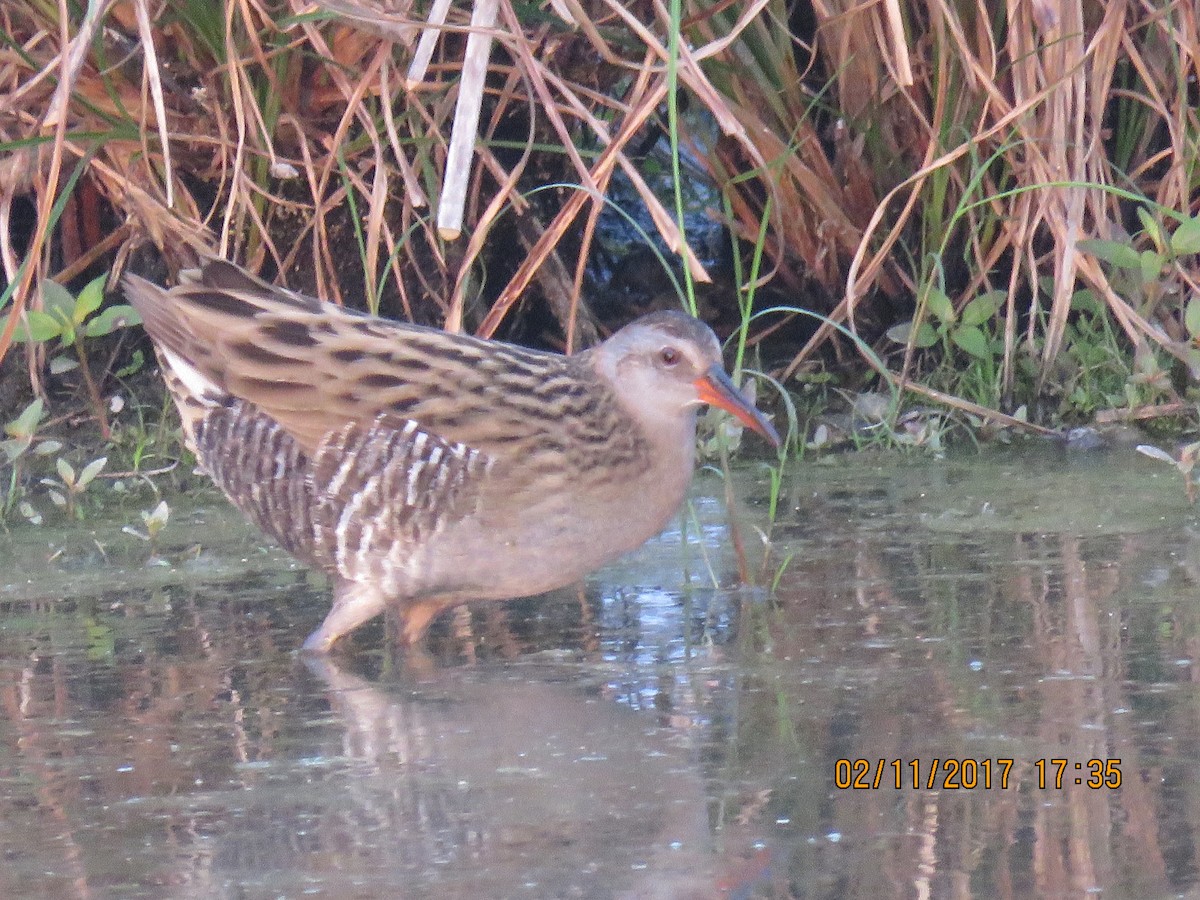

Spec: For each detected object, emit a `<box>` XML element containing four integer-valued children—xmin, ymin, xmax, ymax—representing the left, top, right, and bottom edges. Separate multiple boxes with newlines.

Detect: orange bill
<box><xmin>694</xmin><ymin>365</ymin><xmax>781</xmax><ymax>448</ymax></box>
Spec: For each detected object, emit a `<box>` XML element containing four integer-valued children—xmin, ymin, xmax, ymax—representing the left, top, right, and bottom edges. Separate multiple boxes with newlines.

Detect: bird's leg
<box><xmin>395</xmin><ymin>597</ymin><xmax>458</xmax><ymax>644</ymax></box>
<box><xmin>302</xmin><ymin>578</ymin><xmax>387</xmax><ymax>653</ymax></box>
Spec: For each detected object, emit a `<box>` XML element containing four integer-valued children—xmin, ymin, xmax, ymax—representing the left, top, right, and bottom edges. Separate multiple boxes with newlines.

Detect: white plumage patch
<box><xmin>161</xmin><ymin>348</ymin><xmax>222</xmax><ymax>403</ymax></box>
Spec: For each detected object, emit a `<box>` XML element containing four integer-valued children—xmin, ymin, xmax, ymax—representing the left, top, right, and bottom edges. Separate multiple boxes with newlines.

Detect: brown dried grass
<box><xmin>0</xmin><ymin>0</ymin><xmax>770</xmax><ymax>360</ymax></box>
<box><xmin>761</xmin><ymin>0</ymin><xmax>1200</xmax><ymax>403</ymax></box>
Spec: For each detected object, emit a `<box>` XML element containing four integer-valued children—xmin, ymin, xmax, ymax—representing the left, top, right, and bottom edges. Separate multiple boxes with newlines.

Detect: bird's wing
<box><xmin>123</xmin><ymin>260</ymin><xmax>568</xmax><ymax>456</ymax></box>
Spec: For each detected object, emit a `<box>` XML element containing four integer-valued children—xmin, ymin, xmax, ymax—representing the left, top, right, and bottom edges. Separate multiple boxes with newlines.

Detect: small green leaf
<box><xmin>1186</xmin><ymin>298</ymin><xmax>1200</xmax><ymax>339</ymax></box>
<box><xmin>1070</xmin><ymin>289</ymin><xmax>1103</xmax><ymax>316</ymax></box>
<box><xmin>85</xmin><ymin>304</ymin><xmax>142</xmax><ymax>337</ymax></box>
<box><xmin>951</xmin><ymin>325</ymin><xmax>992</xmax><ymax>360</ymax></box>
<box><xmin>960</xmin><ymin>291</ymin><xmax>1005</xmax><ymax>327</ymax></box>
<box><xmin>1</xmin><ymin>437</ymin><xmax>32</xmax><ymax>463</ymax></box>
<box><xmin>1184</xmin><ymin>347</ymin><xmax>1200</xmax><ymax>381</ymax></box>
<box><xmin>886</xmin><ymin>321</ymin><xmax>915</xmax><ymax>344</ymax></box>
<box><xmin>56</xmin><ymin>457</ymin><xmax>75</xmax><ymax>485</ymax></box>
<box><xmin>925</xmin><ymin>287</ymin><xmax>955</xmax><ymax>325</ymax></box>
<box><xmin>143</xmin><ymin>500</ymin><xmax>170</xmax><ymax>535</ymax></box>
<box><xmin>40</xmin><ymin>280</ymin><xmax>75</xmax><ymax>320</ymax></box>
<box><xmin>18</xmin><ymin>501</ymin><xmax>42</xmax><ymax>526</ymax></box>
<box><xmin>7</xmin><ymin>398</ymin><xmax>44</xmax><ymax>438</ymax></box>
<box><xmin>77</xmin><ymin>456</ymin><xmax>107</xmax><ymax>488</ymax></box>
<box><xmin>1136</xmin><ymin>207</ymin><xmax>1163</xmax><ymax>250</ymax></box>
<box><xmin>115</xmin><ymin>349</ymin><xmax>145</xmax><ymax>378</ymax></box>
<box><xmin>50</xmin><ymin>355</ymin><xmax>79</xmax><ymax>374</ymax></box>
<box><xmin>1078</xmin><ymin>238</ymin><xmax>1141</xmax><ymax>269</ymax></box>
<box><xmin>912</xmin><ymin>322</ymin><xmax>938</xmax><ymax>348</ymax></box>
<box><xmin>1171</xmin><ymin>216</ymin><xmax>1200</xmax><ymax>255</ymax></box>
<box><xmin>73</xmin><ymin>275</ymin><xmax>106</xmax><ymax>324</ymax></box>
<box><xmin>1140</xmin><ymin>249</ymin><xmax>1163</xmax><ymax>285</ymax></box>
<box><xmin>885</xmin><ymin>320</ymin><xmax>938</xmax><ymax>348</ymax></box>
<box><xmin>13</xmin><ymin>310</ymin><xmax>65</xmax><ymax>343</ymax></box>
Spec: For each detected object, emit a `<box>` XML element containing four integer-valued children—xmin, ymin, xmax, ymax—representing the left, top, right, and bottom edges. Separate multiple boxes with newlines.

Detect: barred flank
<box><xmin>194</xmin><ymin>402</ymin><xmax>330</xmax><ymax>568</ymax></box>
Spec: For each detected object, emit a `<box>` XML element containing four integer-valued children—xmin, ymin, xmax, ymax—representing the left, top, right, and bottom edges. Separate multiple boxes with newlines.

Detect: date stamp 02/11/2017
<box><xmin>834</xmin><ymin>758</ymin><xmax>1123</xmax><ymax>791</ymax></box>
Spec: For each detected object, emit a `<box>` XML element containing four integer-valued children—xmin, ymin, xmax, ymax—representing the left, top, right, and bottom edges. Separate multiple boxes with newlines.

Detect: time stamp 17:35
<box><xmin>834</xmin><ymin>758</ymin><xmax>1123</xmax><ymax>791</ymax></box>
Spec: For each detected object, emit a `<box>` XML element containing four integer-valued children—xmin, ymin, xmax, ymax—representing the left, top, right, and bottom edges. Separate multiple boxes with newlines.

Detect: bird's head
<box><xmin>594</xmin><ymin>311</ymin><xmax>780</xmax><ymax>448</ymax></box>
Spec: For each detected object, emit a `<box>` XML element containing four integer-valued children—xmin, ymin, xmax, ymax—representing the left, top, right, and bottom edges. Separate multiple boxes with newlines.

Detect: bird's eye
<box><xmin>659</xmin><ymin>346</ymin><xmax>681</xmax><ymax>366</ymax></box>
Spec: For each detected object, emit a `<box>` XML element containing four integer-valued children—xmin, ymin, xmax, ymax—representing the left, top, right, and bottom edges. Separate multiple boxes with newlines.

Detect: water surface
<box><xmin>2</xmin><ymin>446</ymin><xmax>1199</xmax><ymax>898</ymax></box>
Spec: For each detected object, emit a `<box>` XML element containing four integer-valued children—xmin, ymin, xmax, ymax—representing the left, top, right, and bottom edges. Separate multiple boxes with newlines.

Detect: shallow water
<box><xmin>2</xmin><ymin>445</ymin><xmax>1200</xmax><ymax>898</ymax></box>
